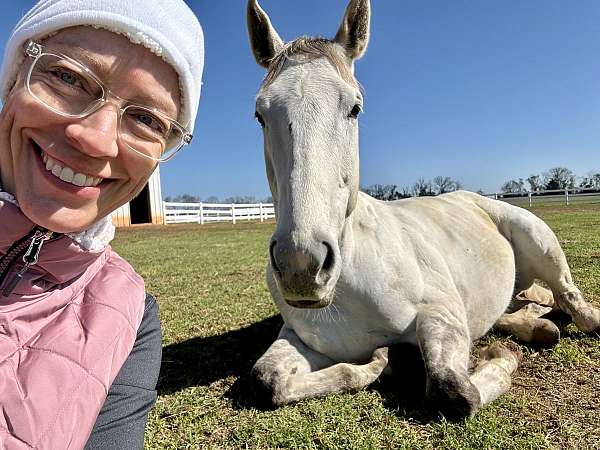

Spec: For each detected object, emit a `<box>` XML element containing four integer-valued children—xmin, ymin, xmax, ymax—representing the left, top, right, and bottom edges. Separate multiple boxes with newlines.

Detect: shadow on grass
<box><xmin>158</xmin><ymin>314</ymin><xmax>283</xmax><ymax>396</ymax></box>
<box><xmin>369</xmin><ymin>344</ymin><xmax>442</xmax><ymax>423</ymax></box>
<box><xmin>159</xmin><ymin>313</ymin><xmax>435</xmax><ymax>418</ymax></box>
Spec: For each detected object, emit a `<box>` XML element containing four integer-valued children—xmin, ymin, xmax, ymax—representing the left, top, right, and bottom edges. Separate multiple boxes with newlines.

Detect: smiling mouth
<box><xmin>32</xmin><ymin>141</ymin><xmax>103</xmax><ymax>187</ymax></box>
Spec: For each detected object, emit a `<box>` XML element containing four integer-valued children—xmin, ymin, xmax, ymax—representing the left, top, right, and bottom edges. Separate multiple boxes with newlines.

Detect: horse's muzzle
<box><xmin>269</xmin><ymin>235</ymin><xmax>339</xmax><ymax>306</ymax></box>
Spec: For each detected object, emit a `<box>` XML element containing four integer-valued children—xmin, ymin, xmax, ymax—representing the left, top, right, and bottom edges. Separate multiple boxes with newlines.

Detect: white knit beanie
<box><xmin>0</xmin><ymin>0</ymin><xmax>204</xmax><ymax>132</ymax></box>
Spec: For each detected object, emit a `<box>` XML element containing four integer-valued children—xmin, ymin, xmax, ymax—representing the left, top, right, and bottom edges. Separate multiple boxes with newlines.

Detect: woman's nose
<box><xmin>64</xmin><ymin>104</ymin><xmax>119</xmax><ymax>158</ymax></box>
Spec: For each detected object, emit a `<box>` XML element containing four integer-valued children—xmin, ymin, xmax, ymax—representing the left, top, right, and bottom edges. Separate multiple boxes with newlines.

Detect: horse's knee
<box><xmin>250</xmin><ymin>362</ymin><xmax>293</xmax><ymax>406</ymax></box>
<box><xmin>426</xmin><ymin>370</ymin><xmax>481</xmax><ymax>420</ymax></box>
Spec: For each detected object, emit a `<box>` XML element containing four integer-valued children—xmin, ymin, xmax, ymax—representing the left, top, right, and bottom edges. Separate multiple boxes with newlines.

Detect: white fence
<box><xmin>164</xmin><ymin>202</ymin><xmax>275</xmax><ymax>225</ymax></box>
<box><xmin>484</xmin><ymin>188</ymin><xmax>600</xmax><ymax>207</ymax></box>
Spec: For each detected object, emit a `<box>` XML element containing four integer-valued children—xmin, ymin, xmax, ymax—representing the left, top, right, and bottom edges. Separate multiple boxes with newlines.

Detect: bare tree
<box><xmin>170</xmin><ymin>194</ymin><xmax>201</xmax><ymax>203</ymax></box>
<box><xmin>526</xmin><ymin>175</ymin><xmax>543</xmax><ymax>192</ymax></box>
<box><xmin>413</xmin><ymin>178</ymin><xmax>434</xmax><ymax>197</ymax></box>
<box><xmin>501</xmin><ymin>179</ymin><xmax>525</xmax><ymax>194</ymax></box>
<box><xmin>433</xmin><ymin>176</ymin><xmax>462</xmax><ymax>195</ymax></box>
<box><xmin>361</xmin><ymin>184</ymin><xmax>403</xmax><ymax>201</ymax></box>
<box><xmin>542</xmin><ymin>167</ymin><xmax>575</xmax><ymax>190</ymax></box>
<box><xmin>581</xmin><ymin>172</ymin><xmax>600</xmax><ymax>189</ymax></box>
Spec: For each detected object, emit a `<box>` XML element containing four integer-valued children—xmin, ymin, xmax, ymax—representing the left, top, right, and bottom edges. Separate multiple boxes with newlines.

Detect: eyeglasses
<box><xmin>24</xmin><ymin>41</ymin><xmax>192</xmax><ymax>162</ymax></box>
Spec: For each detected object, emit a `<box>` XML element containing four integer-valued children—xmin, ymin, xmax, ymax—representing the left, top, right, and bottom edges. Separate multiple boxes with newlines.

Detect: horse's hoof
<box><xmin>531</xmin><ymin>318</ymin><xmax>560</xmax><ymax>347</ymax></box>
<box><xmin>427</xmin><ymin>372</ymin><xmax>481</xmax><ymax>421</ymax></box>
<box><xmin>370</xmin><ymin>347</ymin><xmax>389</xmax><ymax>364</ymax></box>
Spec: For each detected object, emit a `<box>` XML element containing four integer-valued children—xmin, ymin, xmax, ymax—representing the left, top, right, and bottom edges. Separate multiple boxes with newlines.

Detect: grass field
<box><xmin>112</xmin><ymin>201</ymin><xmax>600</xmax><ymax>450</ymax></box>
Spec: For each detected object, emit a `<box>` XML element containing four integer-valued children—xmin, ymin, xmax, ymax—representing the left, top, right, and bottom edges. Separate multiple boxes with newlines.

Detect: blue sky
<box><xmin>1</xmin><ymin>1</ymin><xmax>599</xmax><ymax>198</ymax></box>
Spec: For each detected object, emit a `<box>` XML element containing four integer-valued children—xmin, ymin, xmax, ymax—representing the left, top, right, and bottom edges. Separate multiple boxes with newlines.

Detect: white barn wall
<box><xmin>111</xmin><ymin>166</ymin><xmax>165</xmax><ymax>227</ymax></box>
<box><xmin>148</xmin><ymin>166</ymin><xmax>165</xmax><ymax>225</ymax></box>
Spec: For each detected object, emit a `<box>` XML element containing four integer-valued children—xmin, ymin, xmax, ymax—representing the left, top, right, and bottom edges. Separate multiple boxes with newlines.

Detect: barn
<box><xmin>111</xmin><ymin>167</ymin><xmax>165</xmax><ymax>226</ymax></box>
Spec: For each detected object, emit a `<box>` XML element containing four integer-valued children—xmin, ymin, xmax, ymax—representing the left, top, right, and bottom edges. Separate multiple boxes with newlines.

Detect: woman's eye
<box><xmin>255</xmin><ymin>111</ymin><xmax>265</xmax><ymax>127</ymax></box>
<box><xmin>52</xmin><ymin>69</ymin><xmax>81</xmax><ymax>87</ymax></box>
<box><xmin>349</xmin><ymin>104</ymin><xmax>362</xmax><ymax>119</ymax></box>
<box><xmin>134</xmin><ymin>113</ymin><xmax>167</xmax><ymax>133</ymax></box>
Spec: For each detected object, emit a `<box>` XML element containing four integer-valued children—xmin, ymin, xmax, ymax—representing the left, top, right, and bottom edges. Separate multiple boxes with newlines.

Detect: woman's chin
<box><xmin>18</xmin><ymin>197</ymin><xmax>102</xmax><ymax>233</ymax></box>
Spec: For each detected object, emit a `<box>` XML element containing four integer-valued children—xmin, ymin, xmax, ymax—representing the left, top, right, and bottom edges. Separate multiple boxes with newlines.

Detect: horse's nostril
<box><xmin>321</xmin><ymin>241</ymin><xmax>335</xmax><ymax>273</ymax></box>
<box><xmin>269</xmin><ymin>240</ymin><xmax>281</xmax><ymax>275</ymax></box>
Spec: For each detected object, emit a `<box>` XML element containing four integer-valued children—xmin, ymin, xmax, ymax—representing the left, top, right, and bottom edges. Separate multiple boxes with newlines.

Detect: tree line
<box><xmin>165</xmin><ymin>176</ymin><xmax>463</xmax><ymax>204</ymax></box>
<box><xmin>500</xmin><ymin>167</ymin><xmax>600</xmax><ymax>193</ymax></box>
<box><xmin>163</xmin><ymin>194</ymin><xmax>274</xmax><ymax>203</ymax></box>
<box><xmin>165</xmin><ymin>167</ymin><xmax>598</xmax><ymax>203</ymax></box>
<box><xmin>361</xmin><ymin>176</ymin><xmax>463</xmax><ymax>201</ymax></box>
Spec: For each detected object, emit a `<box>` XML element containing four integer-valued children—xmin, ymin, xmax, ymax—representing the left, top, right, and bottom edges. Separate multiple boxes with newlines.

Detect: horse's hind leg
<box><xmin>252</xmin><ymin>326</ymin><xmax>389</xmax><ymax>406</ymax></box>
<box><xmin>495</xmin><ymin>303</ymin><xmax>559</xmax><ymax>347</ymax></box>
<box><xmin>508</xmin><ymin>209</ymin><xmax>600</xmax><ymax>332</ymax></box>
<box><xmin>417</xmin><ymin>304</ymin><xmax>520</xmax><ymax>420</ymax></box>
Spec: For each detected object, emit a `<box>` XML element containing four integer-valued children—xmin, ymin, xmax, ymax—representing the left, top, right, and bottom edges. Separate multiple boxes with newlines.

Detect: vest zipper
<box><xmin>0</xmin><ymin>227</ymin><xmax>54</xmax><ymax>297</ymax></box>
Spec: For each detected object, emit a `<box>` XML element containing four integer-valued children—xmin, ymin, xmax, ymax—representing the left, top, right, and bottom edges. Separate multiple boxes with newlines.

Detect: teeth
<box><xmin>59</xmin><ymin>167</ymin><xmax>74</xmax><ymax>183</ymax></box>
<box><xmin>72</xmin><ymin>173</ymin><xmax>87</xmax><ymax>187</ymax></box>
<box><xmin>41</xmin><ymin>150</ymin><xmax>103</xmax><ymax>187</ymax></box>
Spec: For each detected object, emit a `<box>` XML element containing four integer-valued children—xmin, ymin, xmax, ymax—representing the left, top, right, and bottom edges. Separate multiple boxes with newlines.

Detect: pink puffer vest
<box><xmin>0</xmin><ymin>199</ymin><xmax>146</xmax><ymax>450</ymax></box>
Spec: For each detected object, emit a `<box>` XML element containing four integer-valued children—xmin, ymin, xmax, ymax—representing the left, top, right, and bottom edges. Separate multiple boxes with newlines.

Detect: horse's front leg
<box><xmin>417</xmin><ymin>303</ymin><xmax>521</xmax><ymax>420</ymax></box>
<box><xmin>252</xmin><ymin>325</ymin><xmax>389</xmax><ymax>406</ymax></box>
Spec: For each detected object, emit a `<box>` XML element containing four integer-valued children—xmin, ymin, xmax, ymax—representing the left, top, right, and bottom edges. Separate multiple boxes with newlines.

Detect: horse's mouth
<box><xmin>285</xmin><ymin>298</ymin><xmax>331</xmax><ymax>309</ymax></box>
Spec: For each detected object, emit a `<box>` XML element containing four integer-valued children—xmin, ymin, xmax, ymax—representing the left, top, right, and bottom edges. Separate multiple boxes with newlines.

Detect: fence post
<box><xmin>565</xmin><ymin>189</ymin><xmax>569</xmax><ymax>206</ymax></box>
<box><xmin>259</xmin><ymin>203</ymin><xmax>264</xmax><ymax>222</ymax></box>
<box><xmin>494</xmin><ymin>192</ymin><xmax>498</xmax><ymax>200</ymax></box>
<box><xmin>528</xmin><ymin>192</ymin><xmax>532</xmax><ymax>207</ymax></box>
<box><xmin>199</xmin><ymin>202</ymin><xmax>204</xmax><ymax>225</ymax></box>
<box><xmin>231</xmin><ymin>203</ymin><xmax>236</xmax><ymax>224</ymax></box>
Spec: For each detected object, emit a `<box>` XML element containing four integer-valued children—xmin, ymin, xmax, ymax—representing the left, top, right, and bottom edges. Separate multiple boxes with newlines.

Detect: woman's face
<box><xmin>0</xmin><ymin>27</ymin><xmax>180</xmax><ymax>233</ymax></box>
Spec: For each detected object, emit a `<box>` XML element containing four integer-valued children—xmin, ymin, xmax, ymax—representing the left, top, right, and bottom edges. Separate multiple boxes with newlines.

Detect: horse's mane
<box><xmin>263</xmin><ymin>37</ymin><xmax>358</xmax><ymax>88</ymax></box>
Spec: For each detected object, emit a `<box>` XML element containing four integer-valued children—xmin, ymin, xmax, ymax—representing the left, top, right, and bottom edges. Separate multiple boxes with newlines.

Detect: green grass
<box><xmin>111</xmin><ymin>202</ymin><xmax>600</xmax><ymax>450</ymax></box>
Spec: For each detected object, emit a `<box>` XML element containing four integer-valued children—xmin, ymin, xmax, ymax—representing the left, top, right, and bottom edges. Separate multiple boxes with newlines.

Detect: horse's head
<box><xmin>247</xmin><ymin>0</ymin><xmax>370</xmax><ymax>308</ymax></box>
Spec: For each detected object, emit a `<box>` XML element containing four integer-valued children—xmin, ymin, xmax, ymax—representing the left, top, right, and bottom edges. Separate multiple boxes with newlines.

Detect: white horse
<box><xmin>246</xmin><ymin>0</ymin><xmax>600</xmax><ymax>418</ymax></box>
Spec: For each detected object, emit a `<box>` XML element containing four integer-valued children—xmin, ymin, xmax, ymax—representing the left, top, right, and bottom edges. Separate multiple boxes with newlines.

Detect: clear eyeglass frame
<box><xmin>24</xmin><ymin>40</ymin><xmax>193</xmax><ymax>162</ymax></box>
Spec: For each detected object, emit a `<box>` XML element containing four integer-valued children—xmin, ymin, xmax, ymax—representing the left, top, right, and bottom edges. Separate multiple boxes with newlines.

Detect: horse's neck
<box><xmin>340</xmin><ymin>192</ymin><xmax>380</xmax><ymax>257</ymax></box>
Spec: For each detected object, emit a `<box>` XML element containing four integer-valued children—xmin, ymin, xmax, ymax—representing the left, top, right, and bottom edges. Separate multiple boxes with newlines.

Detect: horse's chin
<box><xmin>285</xmin><ymin>298</ymin><xmax>332</xmax><ymax>309</ymax></box>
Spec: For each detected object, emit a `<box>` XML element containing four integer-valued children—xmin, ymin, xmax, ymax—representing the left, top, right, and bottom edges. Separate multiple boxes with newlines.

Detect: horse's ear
<box><xmin>247</xmin><ymin>0</ymin><xmax>284</xmax><ymax>68</ymax></box>
<box><xmin>334</xmin><ymin>0</ymin><xmax>371</xmax><ymax>61</ymax></box>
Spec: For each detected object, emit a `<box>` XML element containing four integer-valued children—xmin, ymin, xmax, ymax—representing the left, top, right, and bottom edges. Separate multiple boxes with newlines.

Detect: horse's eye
<box><xmin>255</xmin><ymin>111</ymin><xmax>265</xmax><ymax>127</ymax></box>
<box><xmin>349</xmin><ymin>104</ymin><xmax>362</xmax><ymax>119</ymax></box>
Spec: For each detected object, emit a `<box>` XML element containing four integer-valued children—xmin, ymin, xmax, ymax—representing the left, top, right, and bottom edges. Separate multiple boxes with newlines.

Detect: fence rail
<box><xmin>164</xmin><ymin>201</ymin><xmax>275</xmax><ymax>224</ymax></box>
<box><xmin>483</xmin><ymin>188</ymin><xmax>600</xmax><ymax>207</ymax></box>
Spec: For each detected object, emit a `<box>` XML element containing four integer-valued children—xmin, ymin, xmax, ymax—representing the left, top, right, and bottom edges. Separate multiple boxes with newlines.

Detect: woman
<box><xmin>0</xmin><ymin>0</ymin><xmax>204</xmax><ymax>448</ymax></box>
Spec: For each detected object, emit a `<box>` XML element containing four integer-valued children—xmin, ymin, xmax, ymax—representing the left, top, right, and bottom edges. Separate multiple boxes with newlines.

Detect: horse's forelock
<box><xmin>263</xmin><ymin>37</ymin><xmax>358</xmax><ymax>89</ymax></box>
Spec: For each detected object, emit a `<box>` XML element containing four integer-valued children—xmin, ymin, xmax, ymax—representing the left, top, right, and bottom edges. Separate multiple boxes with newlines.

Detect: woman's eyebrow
<box><xmin>50</xmin><ymin>44</ymin><xmax>109</xmax><ymax>77</ymax></box>
<box><xmin>126</xmin><ymin>93</ymin><xmax>178</xmax><ymax>118</ymax></box>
